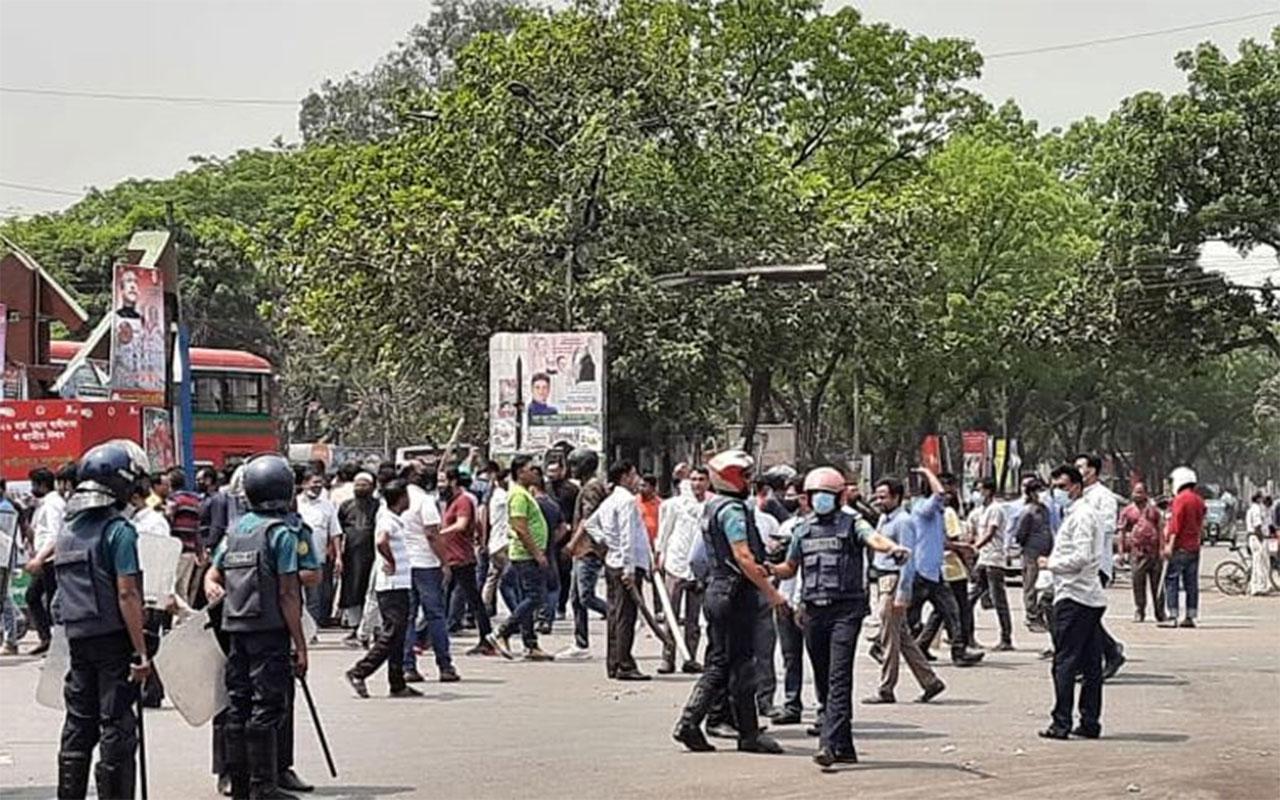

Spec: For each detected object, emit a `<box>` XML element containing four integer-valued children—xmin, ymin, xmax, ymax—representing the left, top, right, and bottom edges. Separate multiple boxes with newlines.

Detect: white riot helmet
<box><xmin>1170</xmin><ymin>466</ymin><xmax>1197</xmax><ymax>493</ymax></box>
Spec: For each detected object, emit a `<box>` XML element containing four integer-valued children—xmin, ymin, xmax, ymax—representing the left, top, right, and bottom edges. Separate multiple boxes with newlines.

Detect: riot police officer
<box><xmin>54</xmin><ymin>440</ymin><xmax>153</xmax><ymax>800</ymax></box>
<box><xmin>768</xmin><ymin>466</ymin><xmax>909</xmax><ymax>767</ymax></box>
<box><xmin>205</xmin><ymin>455</ymin><xmax>308</xmax><ymax>800</ymax></box>
<box><xmin>672</xmin><ymin>450</ymin><xmax>788</xmax><ymax>755</ymax></box>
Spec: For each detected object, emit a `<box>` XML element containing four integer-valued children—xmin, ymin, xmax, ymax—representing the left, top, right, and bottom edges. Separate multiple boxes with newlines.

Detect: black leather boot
<box><xmin>247</xmin><ymin>727</ymin><xmax>297</xmax><ymax>800</ymax></box>
<box><xmin>56</xmin><ymin>751</ymin><xmax>91</xmax><ymax>799</ymax></box>
<box><xmin>224</xmin><ymin>723</ymin><xmax>251</xmax><ymax>800</ymax></box>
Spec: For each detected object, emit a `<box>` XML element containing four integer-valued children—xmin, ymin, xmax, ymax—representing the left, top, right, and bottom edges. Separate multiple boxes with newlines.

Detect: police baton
<box><xmin>136</xmin><ymin>684</ymin><xmax>149</xmax><ymax>800</ymax></box>
<box><xmin>297</xmin><ymin>675</ymin><xmax>338</xmax><ymax>778</ymax></box>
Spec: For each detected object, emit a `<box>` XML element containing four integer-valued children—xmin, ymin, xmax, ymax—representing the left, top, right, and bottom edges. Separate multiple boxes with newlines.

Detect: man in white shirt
<box><xmin>751</xmin><ymin>496</ymin><xmax>783</xmax><ymax>719</ymax></box>
<box><xmin>400</xmin><ymin>468</ymin><xmax>459</xmax><ymax>683</ymax></box>
<box><xmin>1040</xmin><ymin>464</ymin><xmax>1106</xmax><ymax>740</ymax></box>
<box><xmin>968</xmin><ymin>478</ymin><xmax>1013</xmax><ymax>650</ymax></box>
<box><xmin>767</xmin><ymin>476</ymin><xmax>809</xmax><ymax>724</ymax></box>
<box><xmin>482</xmin><ymin>472</ymin><xmax>518</xmax><ymax>617</ymax></box>
<box><xmin>597</xmin><ymin>461</ymin><xmax>652</xmax><ymax>681</ymax></box>
<box><xmin>21</xmin><ymin>467</ymin><xmax>65</xmax><ymax>655</ymax></box>
<box><xmin>1245</xmin><ymin>493</ymin><xmax>1272</xmax><ymax>596</ymax></box>
<box><xmin>1074</xmin><ymin>454</ymin><xmax>1125</xmax><ymax>679</ymax></box>
<box><xmin>656</xmin><ymin>466</ymin><xmax>710</xmax><ymax>674</ymax></box>
<box><xmin>297</xmin><ymin>469</ymin><xmax>342</xmax><ymax>629</ymax></box>
<box><xmin>346</xmin><ymin>480</ymin><xmax>421</xmax><ymax>697</ymax></box>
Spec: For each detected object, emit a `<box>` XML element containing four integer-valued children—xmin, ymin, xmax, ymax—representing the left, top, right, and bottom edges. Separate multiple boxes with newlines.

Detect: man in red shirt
<box><xmin>438</xmin><ymin>467</ymin><xmax>498</xmax><ymax>655</ymax></box>
<box><xmin>1118</xmin><ymin>482</ymin><xmax>1165</xmax><ymax>623</ymax></box>
<box><xmin>1160</xmin><ymin>467</ymin><xmax>1206</xmax><ymax>629</ymax></box>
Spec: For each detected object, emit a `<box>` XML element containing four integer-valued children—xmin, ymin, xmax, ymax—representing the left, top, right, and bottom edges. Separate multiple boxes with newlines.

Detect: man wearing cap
<box><xmin>1161</xmin><ymin>467</ymin><xmax>1206</xmax><ymax>628</ymax></box>
<box><xmin>337</xmin><ymin>472</ymin><xmax>380</xmax><ymax>639</ymax></box>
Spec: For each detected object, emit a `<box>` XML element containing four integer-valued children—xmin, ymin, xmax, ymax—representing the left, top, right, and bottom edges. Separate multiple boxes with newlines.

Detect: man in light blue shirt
<box><xmin>893</xmin><ymin>467</ymin><xmax>983</xmax><ymax>667</ymax></box>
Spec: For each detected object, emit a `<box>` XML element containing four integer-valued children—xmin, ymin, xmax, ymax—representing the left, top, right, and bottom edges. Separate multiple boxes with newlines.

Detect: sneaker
<box><xmin>439</xmin><ymin>667</ymin><xmax>461</xmax><ymax>683</ymax></box>
<box><xmin>345</xmin><ymin>670</ymin><xmax>369</xmax><ymax>699</ymax></box>
<box><xmin>917</xmin><ymin>681</ymin><xmax>946</xmax><ymax>703</ymax></box>
<box><xmin>1038</xmin><ymin>726</ymin><xmax>1070</xmax><ymax>740</ymax></box>
<box><xmin>523</xmin><ymin>647</ymin><xmax>556</xmax><ymax>662</ymax></box>
<box><xmin>614</xmin><ymin>668</ymin><xmax>650</xmax><ymax>681</ymax></box>
<box><xmin>486</xmin><ymin>632</ymin><xmax>515</xmax><ymax>660</ymax></box>
<box><xmin>403</xmin><ymin>669</ymin><xmax>426</xmax><ymax>683</ymax></box>
<box><xmin>681</xmin><ymin>661</ymin><xmax>703</xmax><ymax>674</ymax></box>
<box><xmin>951</xmin><ymin>650</ymin><xmax>984</xmax><ymax>667</ymax></box>
<box><xmin>465</xmin><ymin>642</ymin><xmax>498</xmax><ymax>657</ymax></box>
<box><xmin>862</xmin><ymin>692</ymin><xmax>895</xmax><ymax>705</ymax></box>
<box><xmin>1179</xmin><ymin>618</ymin><xmax>1196</xmax><ymax>629</ymax></box>
<box><xmin>673</xmin><ymin>722</ymin><xmax>716</xmax><ymax>753</ymax></box>
<box><xmin>555</xmin><ymin>645</ymin><xmax>592</xmax><ymax>661</ymax></box>
<box><xmin>390</xmin><ymin>685</ymin><xmax>424</xmax><ymax>698</ymax></box>
<box><xmin>707</xmin><ymin>722</ymin><xmax>738</xmax><ymax>739</ymax></box>
<box><xmin>1157</xmin><ymin>619</ymin><xmax>1178</xmax><ymax>629</ymax></box>
<box><xmin>1071</xmin><ymin>725</ymin><xmax>1101</xmax><ymax>739</ymax></box>
<box><xmin>813</xmin><ymin>747</ymin><xmax>858</xmax><ymax>767</ymax></box>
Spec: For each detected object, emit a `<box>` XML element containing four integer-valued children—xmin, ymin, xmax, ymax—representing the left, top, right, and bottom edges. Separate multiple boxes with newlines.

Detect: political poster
<box><xmin>109</xmin><ymin>264</ymin><xmax>166</xmax><ymax>405</ymax></box>
<box><xmin>143</xmin><ymin>407</ymin><xmax>176</xmax><ymax>471</ymax></box>
<box><xmin>962</xmin><ymin>430</ymin><xmax>988</xmax><ymax>488</ymax></box>
<box><xmin>489</xmin><ymin>332</ymin><xmax>606</xmax><ymax>460</ymax></box>
<box><xmin>920</xmin><ymin>434</ymin><xmax>942</xmax><ymax>475</ymax></box>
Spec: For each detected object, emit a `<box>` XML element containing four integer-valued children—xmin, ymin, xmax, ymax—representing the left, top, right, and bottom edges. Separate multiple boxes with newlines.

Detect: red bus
<box><xmin>49</xmin><ymin>341</ymin><xmax>277</xmax><ymax>469</ymax></box>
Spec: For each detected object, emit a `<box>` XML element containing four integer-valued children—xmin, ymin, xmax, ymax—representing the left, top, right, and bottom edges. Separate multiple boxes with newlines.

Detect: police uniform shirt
<box><xmin>212</xmin><ymin>512</ymin><xmax>301</xmax><ymax>577</ymax></box>
<box><xmin>102</xmin><ymin>519</ymin><xmax>143</xmax><ymax>578</ymax></box>
<box><xmin>717</xmin><ymin>503</ymin><xmax>751</xmax><ymax>545</ymax></box>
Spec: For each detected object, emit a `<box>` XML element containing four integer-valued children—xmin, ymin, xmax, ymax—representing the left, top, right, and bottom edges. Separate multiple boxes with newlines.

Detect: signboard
<box><xmin>962</xmin><ymin>430</ymin><xmax>988</xmax><ymax>488</ymax></box>
<box><xmin>143</xmin><ymin>407</ymin><xmax>176</xmax><ymax>471</ymax></box>
<box><xmin>920</xmin><ymin>434</ymin><xmax>942</xmax><ymax>475</ymax></box>
<box><xmin>109</xmin><ymin>264</ymin><xmax>166</xmax><ymax>405</ymax></box>
<box><xmin>79</xmin><ymin>402</ymin><xmax>142</xmax><ymax>453</ymax></box>
<box><xmin>489</xmin><ymin>332</ymin><xmax>606</xmax><ymax>459</ymax></box>
<box><xmin>0</xmin><ymin>401</ymin><xmax>82</xmax><ymax>480</ymax></box>
<box><xmin>724</xmin><ymin>423</ymin><xmax>797</xmax><ymax>469</ymax></box>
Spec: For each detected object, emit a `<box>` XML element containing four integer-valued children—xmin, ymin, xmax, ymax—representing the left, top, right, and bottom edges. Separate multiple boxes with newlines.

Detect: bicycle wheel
<box><xmin>1214</xmin><ymin>561</ymin><xmax>1248</xmax><ymax>596</ymax></box>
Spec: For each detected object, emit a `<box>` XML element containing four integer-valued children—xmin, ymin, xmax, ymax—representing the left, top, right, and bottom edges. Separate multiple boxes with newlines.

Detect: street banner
<box><xmin>143</xmin><ymin>407</ymin><xmax>176</xmax><ymax>471</ymax></box>
<box><xmin>0</xmin><ymin>401</ymin><xmax>82</xmax><ymax>481</ymax></box>
<box><xmin>994</xmin><ymin>438</ymin><xmax>1008</xmax><ymax>491</ymax></box>
<box><xmin>110</xmin><ymin>264</ymin><xmax>166</xmax><ymax>405</ymax></box>
<box><xmin>489</xmin><ymin>332</ymin><xmax>606</xmax><ymax>459</ymax></box>
<box><xmin>920</xmin><ymin>434</ymin><xmax>942</xmax><ymax>475</ymax></box>
<box><xmin>962</xmin><ymin>430</ymin><xmax>988</xmax><ymax>487</ymax></box>
<box><xmin>0</xmin><ymin>301</ymin><xmax>6</xmax><ymax>388</ymax></box>
<box><xmin>79</xmin><ymin>401</ymin><xmax>142</xmax><ymax>452</ymax></box>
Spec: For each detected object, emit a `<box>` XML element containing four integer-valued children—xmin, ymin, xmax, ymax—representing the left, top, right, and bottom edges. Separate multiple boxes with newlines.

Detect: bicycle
<box><xmin>1213</xmin><ymin>539</ymin><xmax>1280</xmax><ymax>596</ymax></box>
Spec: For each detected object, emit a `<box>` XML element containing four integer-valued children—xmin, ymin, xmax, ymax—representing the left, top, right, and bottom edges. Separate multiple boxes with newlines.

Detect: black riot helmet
<box><xmin>242</xmin><ymin>454</ymin><xmax>296</xmax><ymax>513</ymax></box>
<box><xmin>566</xmin><ymin>448</ymin><xmax>599</xmax><ymax>482</ymax></box>
<box><xmin>68</xmin><ymin>439</ymin><xmax>151</xmax><ymax>513</ymax></box>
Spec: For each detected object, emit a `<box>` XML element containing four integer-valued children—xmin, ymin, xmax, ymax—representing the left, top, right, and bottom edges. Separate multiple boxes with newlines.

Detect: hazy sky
<box><xmin>2</xmin><ymin>0</ymin><xmax>1279</xmax><ymax>223</ymax></box>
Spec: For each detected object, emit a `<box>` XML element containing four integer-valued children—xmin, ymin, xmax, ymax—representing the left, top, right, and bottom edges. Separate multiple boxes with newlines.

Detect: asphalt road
<box><xmin>1</xmin><ymin>547</ymin><xmax>1277</xmax><ymax>800</ymax></box>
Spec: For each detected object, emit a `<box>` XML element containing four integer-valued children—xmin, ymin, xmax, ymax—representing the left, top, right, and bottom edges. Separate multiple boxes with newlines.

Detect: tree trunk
<box><xmin>739</xmin><ymin>367</ymin><xmax>772</xmax><ymax>455</ymax></box>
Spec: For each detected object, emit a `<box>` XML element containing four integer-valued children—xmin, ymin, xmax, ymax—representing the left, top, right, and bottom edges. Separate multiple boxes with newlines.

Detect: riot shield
<box><xmin>36</xmin><ymin>626</ymin><xmax>69</xmax><ymax>710</ymax></box>
<box><xmin>153</xmin><ymin>608</ymin><xmax>228</xmax><ymax>726</ymax></box>
<box><xmin>138</xmin><ymin>534</ymin><xmax>181</xmax><ymax>607</ymax></box>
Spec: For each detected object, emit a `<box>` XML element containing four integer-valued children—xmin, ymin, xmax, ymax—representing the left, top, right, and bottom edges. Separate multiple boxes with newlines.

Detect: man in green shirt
<box><xmin>495</xmin><ymin>455</ymin><xmax>555</xmax><ymax>661</ymax></box>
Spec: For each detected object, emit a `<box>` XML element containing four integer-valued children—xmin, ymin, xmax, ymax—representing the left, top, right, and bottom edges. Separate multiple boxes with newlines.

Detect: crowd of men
<box><xmin>2</xmin><ymin>440</ymin><xmax>1278</xmax><ymax>797</ymax></box>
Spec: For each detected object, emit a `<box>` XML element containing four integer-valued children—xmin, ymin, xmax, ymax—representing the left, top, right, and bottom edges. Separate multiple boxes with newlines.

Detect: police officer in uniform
<box><xmin>54</xmin><ymin>440</ymin><xmax>153</xmax><ymax>800</ymax></box>
<box><xmin>768</xmin><ymin>466</ymin><xmax>909</xmax><ymax>767</ymax></box>
<box><xmin>205</xmin><ymin>455</ymin><xmax>308</xmax><ymax>800</ymax></box>
<box><xmin>672</xmin><ymin>450</ymin><xmax>788</xmax><ymax>755</ymax></box>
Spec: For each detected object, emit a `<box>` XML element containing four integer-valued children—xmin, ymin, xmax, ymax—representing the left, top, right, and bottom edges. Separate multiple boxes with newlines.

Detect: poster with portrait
<box><xmin>961</xmin><ymin>430</ymin><xmax>988</xmax><ymax>489</ymax></box>
<box><xmin>143</xmin><ymin>407</ymin><xmax>176</xmax><ymax>471</ymax></box>
<box><xmin>489</xmin><ymin>332</ymin><xmax>606</xmax><ymax>460</ymax></box>
<box><xmin>109</xmin><ymin>264</ymin><xmax>166</xmax><ymax>405</ymax></box>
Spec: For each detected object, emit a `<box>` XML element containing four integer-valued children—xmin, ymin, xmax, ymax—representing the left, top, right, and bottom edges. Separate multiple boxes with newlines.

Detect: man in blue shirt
<box><xmin>894</xmin><ymin>467</ymin><xmax>983</xmax><ymax>667</ymax></box>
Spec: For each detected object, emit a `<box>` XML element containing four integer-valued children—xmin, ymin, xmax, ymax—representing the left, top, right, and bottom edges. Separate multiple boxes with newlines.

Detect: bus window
<box><xmin>226</xmin><ymin>375</ymin><xmax>263</xmax><ymax>414</ymax></box>
<box><xmin>195</xmin><ymin>375</ymin><xmax>224</xmax><ymax>412</ymax></box>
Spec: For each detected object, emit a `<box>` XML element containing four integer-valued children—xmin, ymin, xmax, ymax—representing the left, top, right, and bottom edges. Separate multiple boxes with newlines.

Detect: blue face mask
<box><xmin>812</xmin><ymin>492</ymin><xmax>838</xmax><ymax>516</ymax></box>
<box><xmin>1052</xmin><ymin>488</ymin><xmax>1072</xmax><ymax>510</ymax></box>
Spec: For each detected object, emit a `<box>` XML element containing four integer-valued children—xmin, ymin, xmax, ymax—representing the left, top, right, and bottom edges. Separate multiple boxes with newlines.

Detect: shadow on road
<box><xmin>310</xmin><ymin>784</ymin><xmax>416</xmax><ymax>798</ymax></box>
<box><xmin>924</xmin><ymin>698</ymin><xmax>988</xmax><ymax>707</ymax></box>
<box><xmin>819</xmin><ymin>759</ymin><xmax>995</xmax><ymax>779</ymax></box>
<box><xmin>0</xmin><ymin>787</ymin><xmax>56</xmax><ymax>800</ymax></box>
<box><xmin>1104</xmin><ymin>732</ymin><xmax>1191</xmax><ymax>743</ymax></box>
<box><xmin>1106</xmin><ymin>672</ymin><xmax>1189</xmax><ymax>687</ymax></box>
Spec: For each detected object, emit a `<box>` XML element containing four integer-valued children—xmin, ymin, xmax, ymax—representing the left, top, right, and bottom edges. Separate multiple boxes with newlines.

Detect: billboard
<box><xmin>962</xmin><ymin>430</ymin><xmax>988</xmax><ymax>488</ymax></box>
<box><xmin>489</xmin><ymin>332</ymin><xmax>606</xmax><ymax>459</ymax></box>
<box><xmin>110</xmin><ymin>264</ymin><xmax>166</xmax><ymax>405</ymax></box>
<box><xmin>0</xmin><ymin>401</ymin><xmax>83</xmax><ymax>480</ymax></box>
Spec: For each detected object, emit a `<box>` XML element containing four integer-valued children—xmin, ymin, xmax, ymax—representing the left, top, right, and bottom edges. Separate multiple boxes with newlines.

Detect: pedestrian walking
<box><xmin>1118</xmin><ymin>482</ymin><xmax>1166</xmax><ymax>619</ymax></box>
<box><xmin>1160</xmin><ymin>467</ymin><xmax>1206</xmax><ymax>628</ymax></box>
